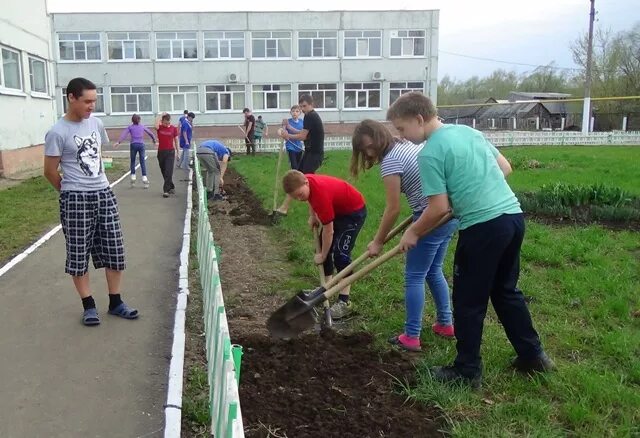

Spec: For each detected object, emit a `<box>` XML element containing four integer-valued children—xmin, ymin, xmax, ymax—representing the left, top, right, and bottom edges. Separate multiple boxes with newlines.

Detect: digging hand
<box><xmin>366</xmin><ymin>240</ymin><xmax>383</xmax><ymax>257</ymax></box>
<box><xmin>399</xmin><ymin>227</ymin><xmax>419</xmax><ymax>252</ymax></box>
<box><xmin>314</xmin><ymin>253</ymin><xmax>325</xmax><ymax>265</ymax></box>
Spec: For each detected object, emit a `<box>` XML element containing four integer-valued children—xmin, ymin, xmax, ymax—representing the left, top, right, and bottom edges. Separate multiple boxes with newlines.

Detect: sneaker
<box><xmin>432</xmin><ymin>323</ymin><xmax>455</xmax><ymax>338</ymax></box>
<box><xmin>212</xmin><ymin>194</ymin><xmax>225</xmax><ymax>201</ymax></box>
<box><xmin>430</xmin><ymin>365</ymin><xmax>482</xmax><ymax>390</ymax></box>
<box><xmin>511</xmin><ymin>352</ymin><xmax>555</xmax><ymax>374</ymax></box>
<box><xmin>142</xmin><ymin>176</ymin><xmax>149</xmax><ymax>188</ymax></box>
<box><xmin>130</xmin><ymin>175</ymin><xmax>136</xmax><ymax>186</ymax></box>
<box><xmin>329</xmin><ymin>300</ymin><xmax>352</xmax><ymax>320</ymax></box>
<box><xmin>162</xmin><ymin>192</ymin><xmax>169</xmax><ymax>198</ymax></box>
<box><xmin>168</xmin><ymin>188</ymin><xmax>175</xmax><ymax>195</ymax></box>
<box><xmin>388</xmin><ymin>333</ymin><xmax>422</xmax><ymax>352</ymax></box>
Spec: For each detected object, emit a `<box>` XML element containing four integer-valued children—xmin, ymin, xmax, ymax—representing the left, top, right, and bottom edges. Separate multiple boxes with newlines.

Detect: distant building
<box><xmin>0</xmin><ymin>0</ymin><xmax>56</xmax><ymax>176</ymax></box>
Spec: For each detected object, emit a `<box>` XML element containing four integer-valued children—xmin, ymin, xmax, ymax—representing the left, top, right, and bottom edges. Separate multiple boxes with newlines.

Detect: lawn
<box><xmin>232</xmin><ymin>146</ymin><xmax>640</xmax><ymax>437</ymax></box>
<box><xmin>0</xmin><ymin>158</ymin><xmax>129</xmax><ymax>263</ymax></box>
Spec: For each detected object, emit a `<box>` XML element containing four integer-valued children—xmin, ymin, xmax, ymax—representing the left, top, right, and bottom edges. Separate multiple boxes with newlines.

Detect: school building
<box><xmin>50</xmin><ymin>10</ymin><xmax>439</xmax><ymax>138</ymax></box>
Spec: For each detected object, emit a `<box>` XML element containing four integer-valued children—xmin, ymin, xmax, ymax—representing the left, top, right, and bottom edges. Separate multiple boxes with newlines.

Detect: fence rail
<box><xmin>194</xmin><ymin>152</ymin><xmax>245</xmax><ymax>438</ymax></box>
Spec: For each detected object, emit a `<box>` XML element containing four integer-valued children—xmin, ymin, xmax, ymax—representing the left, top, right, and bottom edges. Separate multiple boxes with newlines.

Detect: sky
<box><xmin>47</xmin><ymin>0</ymin><xmax>637</xmax><ymax>81</ymax></box>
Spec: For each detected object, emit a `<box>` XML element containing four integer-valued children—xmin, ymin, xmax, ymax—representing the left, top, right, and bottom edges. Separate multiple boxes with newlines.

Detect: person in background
<box><xmin>254</xmin><ymin>115</ymin><xmax>268</xmax><ymax>150</ymax></box>
<box><xmin>197</xmin><ymin>139</ymin><xmax>231</xmax><ymax>201</ymax></box>
<box><xmin>178</xmin><ymin>112</ymin><xmax>195</xmax><ymax>173</ymax></box>
<box><xmin>242</xmin><ymin>108</ymin><xmax>256</xmax><ymax>156</ymax></box>
<box><xmin>155</xmin><ymin>112</ymin><xmax>179</xmax><ymax>198</ymax></box>
<box><xmin>114</xmin><ymin>114</ymin><xmax>157</xmax><ymax>188</ymax></box>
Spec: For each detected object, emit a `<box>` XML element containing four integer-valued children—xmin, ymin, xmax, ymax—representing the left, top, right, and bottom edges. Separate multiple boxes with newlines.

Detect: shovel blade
<box><xmin>267</xmin><ymin>305</ymin><xmax>318</xmax><ymax>338</ymax></box>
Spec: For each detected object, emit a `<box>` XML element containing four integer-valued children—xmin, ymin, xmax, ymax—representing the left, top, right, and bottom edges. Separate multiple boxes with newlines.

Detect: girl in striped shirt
<box><xmin>351</xmin><ymin>119</ymin><xmax>459</xmax><ymax>352</ymax></box>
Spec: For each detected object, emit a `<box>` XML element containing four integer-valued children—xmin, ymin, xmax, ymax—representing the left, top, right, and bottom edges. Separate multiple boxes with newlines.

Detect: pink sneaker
<box><xmin>432</xmin><ymin>323</ymin><xmax>455</xmax><ymax>339</ymax></box>
<box><xmin>388</xmin><ymin>333</ymin><xmax>422</xmax><ymax>352</ymax></box>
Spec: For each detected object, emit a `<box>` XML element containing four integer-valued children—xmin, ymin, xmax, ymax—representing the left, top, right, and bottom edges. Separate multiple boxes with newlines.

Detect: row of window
<box><xmin>61</xmin><ymin>82</ymin><xmax>425</xmax><ymax>114</ymax></box>
<box><xmin>57</xmin><ymin>30</ymin><xmax>427</xmax><ymax>62</ymax></box>
<box><xmin>0</xmin><ymin>44</ymin><xmax>49</xmax><ymax>95</ymax></box>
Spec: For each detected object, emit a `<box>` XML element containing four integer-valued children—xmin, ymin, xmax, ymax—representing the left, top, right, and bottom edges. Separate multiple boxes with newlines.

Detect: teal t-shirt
<box><xmin>418</xmin><ymin>124</ymin><xmax>521</xmax><ymax>230</ymax></box>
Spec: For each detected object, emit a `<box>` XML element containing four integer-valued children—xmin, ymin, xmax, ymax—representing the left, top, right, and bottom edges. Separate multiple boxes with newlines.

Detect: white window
<box><xmin>1</xmin><ymin>46</ymin><xmax>23</xmax><ymax>91</ymax></box>
<box><xmin>251</xmin><ymin>32</ymin><xmax>291</xmax><ymax>59</ymax></box>
<box><xmin>343</xmin><ymin>30</ymin><xmax>382</xmax><ymax>58</ymax></box>
<box><xmin>158</xmin><ymin>85</ymin><xmax>200</xmax><ymax>112</ymax></box>
<box><xmin>205</xmin><ymin>85</ymin><xmax>245</xmax><ymax>111</ymax></box>
<box><xmin>58</xmin><ymin>33</ymin><xmax>101</xmax><ymax>61</ymax></box>
<box><xmin>298</xmin><ymin>31</ymin><xmax>337</xmax><ymax>58</ymax></box>
<box><xmin>156</xmin><ymin>32</ymin><xmax>198</xmax><ymax>60</ymax></box>
<box><xmin>389</xmin><ymin>82</ymin><xmax>424</xmax><ymax>105</ymax></box>
<box><xmin>111</xmin><ymin>86</ymin><xmax>152</xmax><ymax>113</ymax></box>
<box><xmin>252</xmin><ymin>84</ymin><xmax>291</xmax><ymax>110</ymax></box>
<box><xmin>298</xmin><ymin>83</ymin><xmax>337</xmax><ymax>109</ymax></box>
<box><xmin>107</xmin><ymin>32</ymin><xmax>150</xmax><ymax>61</ymax></box>
<box><xmin>344</xmin><ymin>82</ymin><xmax>381</xmax><ymax>109</ymax></box>
<box><xmin>204</xmin><ymin>31</ymin><xmax>244</xmax><ymax>59</ymax></box>
<box><xmin>62</xmin><ymin>87</ymin><xmax>104</xmax><ymax>113</ymax></box>
<box><xmin>390</xmin><ymin>30</ymin><xmax>426</xmax><ymax>57</ymax></box>
<box><xmin>28</xmin><ymin>56</ymin><xmax>48</xmax><ymax>94</ymax></box>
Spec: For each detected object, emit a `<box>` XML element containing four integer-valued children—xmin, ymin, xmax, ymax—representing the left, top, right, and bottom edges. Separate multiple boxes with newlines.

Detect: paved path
<box><xmin>0</xmin><ymin>160</ymin><xmax>189</xmax><ymax>437</ymax></box>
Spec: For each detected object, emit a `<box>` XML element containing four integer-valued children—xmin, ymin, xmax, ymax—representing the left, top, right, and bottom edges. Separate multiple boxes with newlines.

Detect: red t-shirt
<box><xmin>306</xmin><ymin>174</ymin><xmax>365</xmax><ymax>224</ymax></box>
<box><xmin>157</xmin><ymin>124</ymin><xmax>178</xmax><ymax>151</ymax></box>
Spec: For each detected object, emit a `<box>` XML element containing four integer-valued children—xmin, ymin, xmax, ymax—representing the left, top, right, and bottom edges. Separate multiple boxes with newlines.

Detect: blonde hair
<box><xmin>386</xmin><ymin>92</ymin><xmax>437</xmax><ymax>122</ymax></box>
<box><xmin>282</xmin><ymin>170</ymin><xmax>306</xmax><ymax>194</ymax></box>
<box><xmin>290</xmin><ymin>104</ymin><xmax>300</xmax><ymax>111</ymax></box>
<box><xmin>350</xmin><ymin>119</ymin><xmax>395</xmax><ymax>177</ymax></box>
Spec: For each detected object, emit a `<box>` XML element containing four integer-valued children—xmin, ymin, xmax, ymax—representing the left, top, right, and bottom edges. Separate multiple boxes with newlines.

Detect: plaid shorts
<box><xmin>59</xmin><ymin>188</ymin><xmax>126</xmax><ymax>276</ymax></box>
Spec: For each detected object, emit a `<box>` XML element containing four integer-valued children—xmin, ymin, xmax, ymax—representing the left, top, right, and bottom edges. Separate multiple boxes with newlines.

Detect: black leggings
<box><xmin>321</xmin><ymin>206</ymin><xmax>367</xmax><ymax>276</ymax></box>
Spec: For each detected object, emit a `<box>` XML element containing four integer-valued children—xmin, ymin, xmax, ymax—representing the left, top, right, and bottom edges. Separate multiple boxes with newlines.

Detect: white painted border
<box><xmin>0</xmin><ymin>160</ymin><xmax>141</xmax><ymax>278</ymax></box>
<box><xmin>164</xmin><ymin>158</ymin><xmax>193</xmax><ymax>437</ymax></box>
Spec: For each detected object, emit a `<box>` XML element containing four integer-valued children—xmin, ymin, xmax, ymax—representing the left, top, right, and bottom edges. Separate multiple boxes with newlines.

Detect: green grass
<box><xmin>232</xmin><ymin>146</ymin><xmax>640</xmax><ymax>437</ymax></box>
<box><xmin>0</xmin><ymin>158</ymin><xmax>129</xmax><ymax>263</ymax></box>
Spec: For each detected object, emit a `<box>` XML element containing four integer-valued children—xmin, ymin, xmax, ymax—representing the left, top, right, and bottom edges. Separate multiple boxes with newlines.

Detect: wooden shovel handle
<box><xmin>272</xmin><ymin>142</ymin><xmax>286</xmax><ymax>211</ymax></box>
<box><xmin>323</xmin><ymin>215</ymin><xmax>413</xmax><ymax>289</ymax></box>
<box><xmin>314</xmin><ymin>227</ymin><xmax>326</xmax><ymax>287</ymax></box>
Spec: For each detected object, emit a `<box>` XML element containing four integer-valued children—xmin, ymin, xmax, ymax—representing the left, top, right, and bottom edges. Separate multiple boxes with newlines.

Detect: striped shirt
<box><xmin>380</xmin><ymin>140</ymin><xmax>428</xmax><ymax>212</ymax></box>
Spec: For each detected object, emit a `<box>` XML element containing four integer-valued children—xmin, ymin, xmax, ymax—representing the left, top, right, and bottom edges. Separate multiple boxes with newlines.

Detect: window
<box><xmin>389</xmin><ymin>82</ymin><xmax>424</xmax><ymax>105</ymax></box>
<box><xmin>204</xmin><ymin>31</ymin><xmax>244</xmax><ymax>59</ymax></box>
<box><xmin>1</xmin><ymin>46</ymin><xmax>22</xmax><ymax>90</ymax></box>
<box><xmin>252</xmin><ymin>84</ymin><xmax>291</xmax><ymax>110</ymax></box>
<box><xmin>390</xmin><ymin>30</ymin><xmax>426</xmax><ymax>57</ymax></box>
<box><xmin>111</xmin><ymin>86</ymin><xmax>152</xmax><ymax>113</ymax></box>
<box><xmin>158</xmin><ymin>86</ymin><xmax>200</xmax><ymax>112</ymax></box>
<box><xmin>298</xmin><ymin>83</ymin><xmax>337</xmax><ymax>109</ymax></box>
<box><xmin>28</xmin><ymin>56</ymin><xmax>48</xmax><ymax>94</ymax></box>
<box><xmin>62</xmin><ymin>87</ymin><xmax>104</xmax><ymax>113</ymax></box>
<box><xmin>251</xmin><ymin>31</ymin><xmax>291</xmax><ymax>59</ymax></box>
<box><xmin>58</xmin><ymin>33</ymin><xmax>101</xmax><ymax>61</ymax></box>
<box><xmin>343</xmin><ymin>30</ymin><xmax>382</xmax><ymax>57</ymax></box>
<box><xmin>205</xmin><ymin>85</ymin><xmax>245</xmax><ymax>111</ymax></box>
<box><xmin>107</xmin><ymin>32</ymin><xmax>150</xmax><ymax>61</ymax></box>
<box><xmin>298</xmin><ymin>31</ymin><xmax>337</xmax><ymax>58</ymax></box>
<box><xmin>344</xmin><ymin>82</ymin><xmax>381</xmax><ymax>109</ymax></box>
<box><xmin>156</xmin><ymin>32</ymin><xmax>198</xmax><ymax>60</ymax></box>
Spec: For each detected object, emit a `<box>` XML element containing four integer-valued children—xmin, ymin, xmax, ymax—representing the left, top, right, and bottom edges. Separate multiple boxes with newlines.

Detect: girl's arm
<box><xmin>368</xmin><ymin>175</ymin><xmax>402</xmax><ymax>256</ymax></box>
<box><xmin>115</xmin><ymin>126</ymin><xmax>130</xmax><ymax>145</ymax></box>
<box><xmin>143</xmin><ymin>125</ymin><xmax>156</xmax><ymax>143</ymax></box>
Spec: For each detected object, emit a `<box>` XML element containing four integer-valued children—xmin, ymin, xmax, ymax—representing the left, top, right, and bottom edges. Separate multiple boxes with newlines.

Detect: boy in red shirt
<box><xmin>282</xmin><ymin>170</ymin><xmax>367</xmax><ymax>319</ymax></box>
<box><xmin>155</xmin><ymin>112</ymin><xmax>179</xmax><ymax>198</ymax></box>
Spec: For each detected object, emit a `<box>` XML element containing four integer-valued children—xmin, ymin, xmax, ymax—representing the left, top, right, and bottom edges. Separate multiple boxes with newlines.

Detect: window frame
<box><xmin>28</xmin><ymin>55</ymin><xmax>49</xmax><ymax>97</ymax></box>
<box><xmin>157</xmin><ymin>85</ymin><xmax>201</xmax><ymax>113</ymax></box>
<box><xmin>110</xmin><ymin>85</ymin><xmax>153</xmax><ymax>115</ymax></box>
<box><xmin>107</xmin><ymin>32</ymin><xmax>151</xmax><ymax>62</ymax></box>
<box><xmin>203</xmin><ymin>31</ymin><xmax>245</xmax><ymax>60</ymax></box>
<box><xmin>61</xmin><ymin>86</ymin><xmax>105</xmax><ymax>115</ymax></box>
<box><xmin>57</xmin><ymin>32</ymin><xmax>102</xmax><ymax>63</ymax></box>
<box><xmin>204</xmin><ymin>84</ymin><xmax>246</xmax><ymax>112</ymax></box>
<box><xmin>251</xmin><ymin>84</ymin><xmax>292</xmax><ymax>111</ymax></box>
<box><xmin>343</xmin><ymin>30</ymin><xmax>382</xmax><ymax>58</ymax></box>
<box><xmin>389</xmin><ymin>81</ymin><xmax>425</xmax><ymax>106</ymax></box>
<box><xmin>250</xmin><ymin>31</ymin><xmax>292</xmax><ymax>60</ymax></box>
<box><xmin>0</xmin><ymin>45</ymin><xmax>24</xmax><ymax>94</ymax></box>
<box><xmin>343</xmin><ymin>82</ymin><xmax>382</xmax><ymax>110</ymax></box>
<box><xmin>297</xmin><ymin>31</ymin><xmax>338</xmax><ymax>59</ymax></box>
<box><xmin>389</xmin><ymin>30</ymin><xmax>427</xmax><ymax>58</ymax></box>
<box><xmin>155</xmin><ymin>32</ymin><xmax>199</xmax><ymax>61</ymax></box>
<box><xmin>297</xmin><ymin>83</ymin><xmax>338</xmax><ymax>110</ymax></box>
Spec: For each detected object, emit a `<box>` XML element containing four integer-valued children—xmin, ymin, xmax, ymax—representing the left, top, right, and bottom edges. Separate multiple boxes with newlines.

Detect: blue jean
<box><xmin>130</xmin><ymin>143</ymin><xmax>146</xmax><ymax>176</ymax></box>
<box><xmin>404</xmin><ymin>214</ymin><xmax>459</xmax><ymax>337</ymax></box>
<box><xmin>179</xmin><ymin>147</ymin><xmax>191</xmax><ymax>170</ymax></box>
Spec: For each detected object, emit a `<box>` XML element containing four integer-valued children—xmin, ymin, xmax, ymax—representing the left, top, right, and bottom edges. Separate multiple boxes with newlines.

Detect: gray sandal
<box><xmin>108</xmin><ymin>302</ymin><xmax>139</xmax><ymax>319</ymax></box>
<box><xmin>82</xmin><ymin>308</ymin><xmax>100</xmax><ymax>326</ymax></box>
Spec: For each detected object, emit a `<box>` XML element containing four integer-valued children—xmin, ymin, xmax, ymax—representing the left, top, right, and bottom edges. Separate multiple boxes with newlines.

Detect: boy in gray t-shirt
<box><xmin>44</xmin><ymin>77</ymin><xmax>139</xmax><ymax>326</ymax></box>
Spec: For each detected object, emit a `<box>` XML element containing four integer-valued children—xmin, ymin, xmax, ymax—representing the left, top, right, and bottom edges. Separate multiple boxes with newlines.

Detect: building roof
<box><xmin>479</xmin><ymin>102</ymin><xmax>541</xmax><ymax>118</ymax></box>
<box><xmin>508</xmin><ymin>91</ymin><xmax>572</xmax><ymax>101</ymax></box>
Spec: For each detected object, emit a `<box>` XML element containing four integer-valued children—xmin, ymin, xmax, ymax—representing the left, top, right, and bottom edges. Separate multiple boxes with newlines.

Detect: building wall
<box><xmin>0</xmin><ymin>0</ymin><xmax>56</xmax><ymax>176</ymax></box>
<box><xmin>52</xmin><ymin>10</ymin><xmax>438</xmax><ymax>129</ymax></box>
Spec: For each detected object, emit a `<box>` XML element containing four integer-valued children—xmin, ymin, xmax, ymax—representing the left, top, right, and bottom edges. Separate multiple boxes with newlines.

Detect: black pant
<box><xmin>321</xmin><ymin>206</ymin><xmax>366</xmax><ymax>276</ymax></box>
<box><xmin>245</xmin><ymin>134</ymin><xmax>255</xmax><ymax>155</ymax></box>
<box><xmin>157</xmin><ymin>149</ymin><xmax>176</xmax><ymax>193</ymax></box>
<box><xmin>452</xmin><ymin>213</ymin><xmax>542</xmax><ymax>377</ymax></box>
<box><xmin>298</xmin><ymin>152</ymin><xmax>323</xmax><ymax>174</ymax></box>
<box><xmin>288</xmin><ymin>150</ymin><xmax>303</xmax><ymax>170</ymax></box>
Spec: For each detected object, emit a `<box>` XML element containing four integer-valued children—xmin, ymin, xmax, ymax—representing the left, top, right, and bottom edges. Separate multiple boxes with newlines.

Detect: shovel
<box><xmin>267</xmin><ymin>215</ymin><xmax>418</xmax><ymax>338</ymax></box>
<box><xmin>270</xmin><ymin>140</ymin><xmax>286</xmax><ymax>224</ymax></box>
<box><xmin>314</xmin><ymin>226</ymin><xmax>332</xmax><ymax>330</ymax></box>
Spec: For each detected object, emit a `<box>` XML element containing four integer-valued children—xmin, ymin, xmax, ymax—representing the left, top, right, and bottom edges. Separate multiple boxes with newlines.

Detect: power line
<box><xmin>439</xmin><ymin>49</ymin><xmax>583</xmax><ymax>72</ymax></box>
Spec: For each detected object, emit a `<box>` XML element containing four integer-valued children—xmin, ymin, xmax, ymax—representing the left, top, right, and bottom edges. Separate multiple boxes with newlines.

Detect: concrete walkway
<box><xmin>0</xmin><ymin>160</ymin><xmax>190</xmax><ymax>437</ymax></box>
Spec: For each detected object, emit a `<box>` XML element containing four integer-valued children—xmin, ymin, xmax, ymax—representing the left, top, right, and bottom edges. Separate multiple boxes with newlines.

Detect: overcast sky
<box><xmin>47</xmin><ymin>0</ymin><xmax>636</xmax><ymax>80</ymax></box>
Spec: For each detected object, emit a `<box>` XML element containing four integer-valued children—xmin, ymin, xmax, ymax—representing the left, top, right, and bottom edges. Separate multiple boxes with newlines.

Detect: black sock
<box><xmin>109</xmin><ymin>294</ymin><xmax>123</xmax><ymax>310</ymax></box>
<box><xmin>338</xmin><ymin>294</ymin><xmax>350</xmax><ymax>303</ymax></box>
<box><xmin>82</xmin><ymin>296</ymin><xmax>96</xmax><ymax>311</ymax></box>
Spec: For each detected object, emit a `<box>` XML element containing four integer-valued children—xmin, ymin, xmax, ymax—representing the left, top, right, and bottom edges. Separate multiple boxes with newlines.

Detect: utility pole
<box><xmin>581</xmin><ymin>0</ymin><xmax>596</xmax><ymax>134</ymax></box>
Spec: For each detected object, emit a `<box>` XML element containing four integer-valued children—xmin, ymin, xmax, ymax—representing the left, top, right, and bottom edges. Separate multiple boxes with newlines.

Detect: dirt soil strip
<box><xmin>205</xmin><ymin>167</ymin><xmax>444</xmax><ymax>438</ymax></box>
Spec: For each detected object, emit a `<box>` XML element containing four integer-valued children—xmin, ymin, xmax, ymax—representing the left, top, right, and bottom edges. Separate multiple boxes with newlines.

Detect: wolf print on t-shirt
<box><xmin>74</xmin><ymin>131</ymin><xmax>103</xmax><ymax>177</ymax></box>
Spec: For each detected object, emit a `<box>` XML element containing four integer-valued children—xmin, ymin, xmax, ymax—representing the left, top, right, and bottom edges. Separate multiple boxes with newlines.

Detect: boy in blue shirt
<box><xmin>178</xmin><ymin>112</ymin><xmax>194</xmax><ymax>172</ymax></box>
<box><xmin>197</xmin><ymin>139</ymin><xmax>231</xmax><ymax>201</ymax></box>
<box><xmin>275</xmin><ymin>105</ymin><xmax>305</xmax><ymax>215</ymax></box>
<box><xmin>388</xmin><ymin>92</ymin><xmax>553</xmax><ymax>388</ymax></box>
